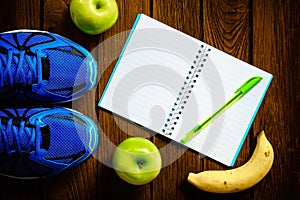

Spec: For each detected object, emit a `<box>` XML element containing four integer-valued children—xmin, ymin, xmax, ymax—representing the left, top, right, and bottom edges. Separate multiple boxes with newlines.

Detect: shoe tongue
<box><xmin>40</xmin><ymin>125</ymin><xmax>50</xmax><ymax>150</ymax></box>
<box><xmin>41</xmin><ymin>57</ymin><xmax>50</xmax><ymax>81</ymax></box>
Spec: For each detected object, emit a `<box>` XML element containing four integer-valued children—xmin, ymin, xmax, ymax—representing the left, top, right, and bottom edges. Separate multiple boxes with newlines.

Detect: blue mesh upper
<box><xmin>42</xmin><ymin>113</ymin><xmax>87</xmax><ymax>160</ymax></box>
<box><xmin>43</xmin><ymin>47</ymin><xmax>87</xmax><ymax>95</ymax></box>
<box><xmin>0</xmin><ymin>30</ymin><xmax>97</xmax><ymax>103</ymax></box>
<box><xmin>0</xmin><ymin>107</ymin><xmax>98</xmax><ymax>178</ymax></box>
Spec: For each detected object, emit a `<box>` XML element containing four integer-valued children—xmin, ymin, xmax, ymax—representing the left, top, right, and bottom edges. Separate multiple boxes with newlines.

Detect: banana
<box><xmin>187</xmin><ymin>130</ymin><xmax>274</xmax><ymax>193</ymax></box>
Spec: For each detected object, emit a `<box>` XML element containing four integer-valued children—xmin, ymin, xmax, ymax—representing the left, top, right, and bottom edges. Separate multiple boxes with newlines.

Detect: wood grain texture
<box><xmin>252</xmin><ymin>0</ymin><xmax>300</xmax><ymax>198</ymax></box>
<box><xmin>201</xmin><ymin>0</ymin><xmax>252</xmax><ymax>199</ymax></box>
<box><xmin>202</xmin><ymin>0</ymin><xmax>251</xmax><ymax>168</ymax></box>
<box><xmin>0</xmin><ymin>0</ymin><xmax>299</xmax><ymax>199</ymax></box>
<box><xmin>0</xmin><ymin>1</ymin><xmax>42</xmax><ymax>200</ymax></box>
<box><xmin>152</xmin><ymin>1</ymin><xmax>204</xmax><ymax>199</ymax></box>
<box><xmin>95</xmin><ymin>1</ymin><xmax>152</xmax><ymax>199</ymax></box>
<box><xmin>42</xmin><ymin>0</ymin><xmax>99</xmax><ymax>199</ymax></box>
<box><xmin>1</xmin><ymin>0</ymin><xmax>41</xmax><ymax>31</ymax></box>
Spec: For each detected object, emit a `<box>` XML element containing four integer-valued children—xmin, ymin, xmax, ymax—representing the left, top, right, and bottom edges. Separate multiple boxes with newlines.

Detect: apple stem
<box><xmin>137</xmin><ymin>161</ymin><xmax>143</xmax><ymax>169</ymax></box>
<box><xmin>96</xmin><ymin>3</ymin><xmax>101</xmax><ymax>9</ymax></box>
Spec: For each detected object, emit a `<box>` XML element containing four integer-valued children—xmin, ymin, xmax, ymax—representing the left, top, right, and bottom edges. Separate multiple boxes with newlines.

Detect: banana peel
<box><xmin>187</xmin><ymin>130</ymin><xmax>274</xmax><ymax>193</ymax></box>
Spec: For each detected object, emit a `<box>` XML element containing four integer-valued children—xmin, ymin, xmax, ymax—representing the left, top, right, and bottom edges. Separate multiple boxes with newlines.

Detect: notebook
<box><xmin>98</xmin><ymin>14</ymin><xmax>273</xmax><ymax>166</ymax></box>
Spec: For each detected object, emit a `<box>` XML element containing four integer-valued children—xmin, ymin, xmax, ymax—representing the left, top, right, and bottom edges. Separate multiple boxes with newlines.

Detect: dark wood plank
<box><xmin>42</xmin><ymin>0</ymin><xmax>99</xmax><ymax>199</ymax></box>
<box><xmin>0</xmin><ymin>1</ymin><xmax>42</xmax><ymax>200</ymax></box>
<box><xmin>1</xmin><ymin>0</ymin><xmax>41</xmax><ymax>32</ymax></box>
<box><xmin>0</xmin><ymin>0</ymin><xmax>298</xmax><ymax>199</ymax></box>
<box><xmin>152</xmin><ymin>1</ymin><xmax>205</xmax><ymax>199</ymax></box>
<box><xmin>95</xmin><ymin>0</ymin><xmax>152</xmax><ymax>199</ymax></box>
<box><xmin>203</xmin><ymin>0</ymin><xmax>252</xmax><ymax>164</ymax></box>
<box><xmin>0</xmin><ymin>177</ymin><xmax>43</xmax><ymax>200</ymax></box>
<box><xmin>252</xmin><ymin>0</ymin><xmax>300</xmax><ymax>198</ymax></box>
<box><xmin>201</xmin><ymin>0</ymin><xmax>252</xmax><ymax>199</ymax></box>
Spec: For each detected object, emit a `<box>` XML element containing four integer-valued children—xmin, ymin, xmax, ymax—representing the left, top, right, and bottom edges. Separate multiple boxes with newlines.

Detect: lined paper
<box><xmin>99</xmin><ymin>14</ymin><xmax>273</xmax><ymax>166</ymax></box>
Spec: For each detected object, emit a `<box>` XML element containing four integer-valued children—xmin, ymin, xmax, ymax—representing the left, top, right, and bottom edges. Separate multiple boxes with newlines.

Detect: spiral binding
<box><xmin>162</xmin><ymin>44</ymin><xmax>211</xmax><ymax>135</ymax></box>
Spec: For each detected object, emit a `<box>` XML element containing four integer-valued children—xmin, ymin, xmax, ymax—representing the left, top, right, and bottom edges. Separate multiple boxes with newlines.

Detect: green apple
<box><xmin>70</xmin><ymin>0</ymin><xmax>118</xmax><ymax>35</ymax></box>
<box><xmin>112</xmin><ymin>137</ymin><xmax>162</xmax><ymax>185</ymax></box>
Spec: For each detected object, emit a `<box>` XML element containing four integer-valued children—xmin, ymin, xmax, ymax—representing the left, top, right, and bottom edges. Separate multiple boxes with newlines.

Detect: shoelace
<box><xmin>0</xmin><ymin>117</ymin><xmax>41</xmax><ymax>156</ymax></box>
<box><xmin>0</xmin><ymin>48</ymin><xmax>43</xmax><ymax>87</ymax></box>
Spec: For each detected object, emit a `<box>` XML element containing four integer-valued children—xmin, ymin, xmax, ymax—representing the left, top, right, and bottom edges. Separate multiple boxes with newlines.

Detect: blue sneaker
<box><xmin>0</xmin><ymin>30</ymin><xmax>97</xmax><ymax>103</ymax></box>
<box><xmin>0</xmin><ymin>107</ymin><xmax>98</xmax><ymax>178</ymax></box>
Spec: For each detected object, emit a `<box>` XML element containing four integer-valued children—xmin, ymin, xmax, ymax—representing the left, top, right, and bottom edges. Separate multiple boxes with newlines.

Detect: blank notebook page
<box><xmin>99</xmin><ymin>14</ymin><xmax>273</xmax><ymax>166</ymax></box>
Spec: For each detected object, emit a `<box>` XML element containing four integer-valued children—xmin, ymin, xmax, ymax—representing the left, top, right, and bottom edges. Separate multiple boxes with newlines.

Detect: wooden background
<box><xmin>0</xmin><ymin>0</ymin><xmax>299</xmax><ymax>199</ymax></box>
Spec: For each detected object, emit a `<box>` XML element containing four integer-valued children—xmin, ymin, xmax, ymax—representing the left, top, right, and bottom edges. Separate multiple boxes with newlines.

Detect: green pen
<box><xmin>180</xmin><ymin>76</ymin><xmax>263</xmax><ymax>144</ymax></box>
